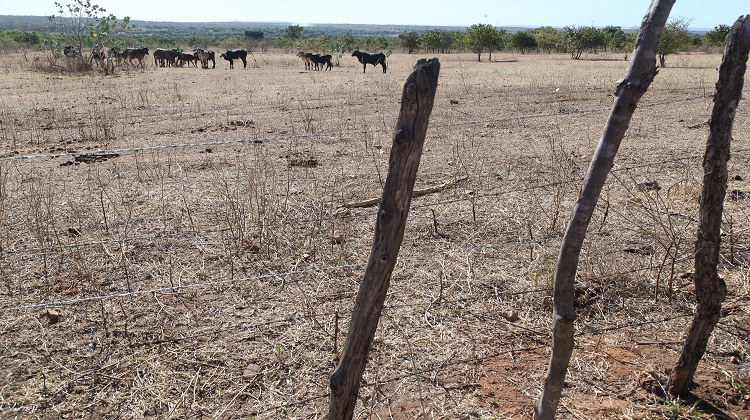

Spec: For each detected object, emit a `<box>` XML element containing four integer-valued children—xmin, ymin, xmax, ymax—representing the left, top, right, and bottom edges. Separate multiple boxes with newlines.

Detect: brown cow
<box><xmin>194</xmin><ymin>48</ymin><xmax>216</xmax><ymax>69</ymax></box>
<box><xmin>123</xmin><ymin>47</ymin><xmax>149</xmax><ymax>68</ymax></box>
<box><xmin>297</xmin><ymin>51</ymin><xmax>314</xmax><ymax>70</ymax></box>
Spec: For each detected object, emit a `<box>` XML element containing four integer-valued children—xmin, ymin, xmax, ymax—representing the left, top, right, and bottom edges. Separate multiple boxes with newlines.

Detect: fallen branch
<box><xmin>342</xmin><ymin>176</ymin><xmax>468</xmax><ymax>208</ymax></box>
<box><xmin>636</xmin><ymin>340</ymin><xmax>684</xmax><ymax>346</ymax></box>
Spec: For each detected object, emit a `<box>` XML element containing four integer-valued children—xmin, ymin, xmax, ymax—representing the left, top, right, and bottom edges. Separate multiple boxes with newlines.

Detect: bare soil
<box><xmin>0</xmin><ymin>51</ymin><xmax>748</xmax><ymax>418</ymax></box>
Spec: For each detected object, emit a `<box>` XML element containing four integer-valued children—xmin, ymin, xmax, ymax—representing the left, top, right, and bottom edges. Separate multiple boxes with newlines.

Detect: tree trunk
<box><xmin>667</xmin><ymin>15</ymin><xmax>750</xmax><ymax>396</ymax></box>
<box><xmin>327</xmin><ymin>58</ymin><xmax>440</xmax><ymax>419</ymax></box>
<box><xmin>534</xmin><ymin>1</ymin><xmax>674</xmax><ymax>419</ymax></box>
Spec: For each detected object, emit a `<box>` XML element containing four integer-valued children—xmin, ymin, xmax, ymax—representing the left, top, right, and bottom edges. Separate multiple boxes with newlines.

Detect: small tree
<box><xmin>281</xmin><ymin>24</ymin><xmax>304</xmax><ymax>51</ymax></box>
<box><xmin>422</xmin><ymin>30</ymin><xmax>460</xmax><ymax>53</ymax></box>
<box><xmin>465</xmin><ymin>23</ymin><xmax>500</xmax><ymax>62</ymax></box>
<box><xmin>398</xmin><ymin>31</ymin><xmax>421</xmax><ymax>54</ymax></box>
<box><xmin>285</xmin><ymin>25</ymin><xmax>304</xmax><ymax>40</ymax></box>
<box><xmin>705</xmin><ymin>24</ymin><xmax>731</xmax><ymax>47</ymax></box>
<box><xmin>532</xmin><ymin>26</ymin><xmax>565</xmax><ymax>53</ymax></box>
<box><xmin>244</xmin><ymin>30</ymin><xmax>264</xmax><ymax>51</ymax></box>
<box><xmin>47</xmin><ymin>0</ymin><xmax>130</xmax><ymax>71</ymax></box>
<box><xmin>565</xmin><ymin>26</ymin><xmax>606</xmax><ymax>59</ymax></box>
<box><xmin>244</xmin><ymin>30</ymin><xmax>264</xmax><ymax>41</ymax></box>
<box><xmin>329</xmin><ymin>32</ymin><xmax>359</xmax><ymax>66</ymax></box>
<box><xmin>372</xmin><ymin>35</ymin><xmax>391</xmax><ymax>50</ymax></box>
<box><xmin>657</xmin><ymin>17</ymin><xmax>691</xmax><ymax>66</ymax></box>
<box><xmin>603</xmin><ymin>25</ymin><xmax>629</xmax><ymax>51</ymax></box>
<box><xmin>511</xmin><ymin>31</ymin><xmax>537</xmax><ymax>54</ymax></box>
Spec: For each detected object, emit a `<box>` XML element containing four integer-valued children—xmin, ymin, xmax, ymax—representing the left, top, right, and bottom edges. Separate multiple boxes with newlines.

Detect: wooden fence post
<box><xmin>328</xmin><ymin>58</ymin><xmax>440</xmax><ymax>419</ymax></box>
<box><xmin>534</xmin><ymin>1</ymin><xmax>674</xmax><ymax>418</ymax></box>
<box><xmin>667</xmin><ymin>15</ymin><xmax>750</xmax><ymax>396</ymax></box>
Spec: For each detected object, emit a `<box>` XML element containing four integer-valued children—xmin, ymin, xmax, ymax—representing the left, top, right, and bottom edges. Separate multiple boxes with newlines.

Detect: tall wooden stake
<box><xmin>668</xmin><ymin>15</ymin><xmax>750</xmax><ymax>396</ymax></box>
<box><xmin>535</xmin><ymin>1</ymin><xmax>674</xmax><ymax>418</ymax></box>
<box><xmin>328</xmin><ymin>58</ymin><xmax>440</xmax><ymax>419</ymax></box>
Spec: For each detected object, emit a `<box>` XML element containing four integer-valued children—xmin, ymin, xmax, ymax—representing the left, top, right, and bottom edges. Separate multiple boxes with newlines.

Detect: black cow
<box><xmin>92</xmin><ymin>50</ymin><xmax>105</xmax><ymax>67</ymax></box>
<box><xmin>309</xmin><ymin>53</ymin><xmax>333</xmax><ymax>71</ymax></box>
<box><xmin>351</xmin><ymin>50</ymin><xmax>387</xmax><ymax>73</ymax></box>
<box><xmin>220</xmin><ymin>50</ymin><xmax>248</xmax><ymax>69</ymax></box>
<box><xmin>178</xmin><ymin>52</ymin><xmax>198</xmax><ymax>67</ymax></box>
<box><xmin>63</xmin><ymin>45</ymin><xmax>78</xmax><ymax>58</ymax></box>
<box><xmin>154</xmin><ymin>48</ymin><xmax>179</xmax><ymax>67</ymax></box>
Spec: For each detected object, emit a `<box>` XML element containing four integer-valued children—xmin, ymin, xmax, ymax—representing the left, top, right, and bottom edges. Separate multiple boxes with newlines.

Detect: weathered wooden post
<box><xmin>667</xmin><ymin>15</ymin><xmax>750</xmax><ymax>396</ymax></box>
<box><xmin>328</xmin><ymin>58</ymin><xmax>440</xmax><ymax>419</ymax></box>
<box><xmin>535</xmin><ymin>1</ymin><xmax>675</xmax><ymax>418</ymax></box>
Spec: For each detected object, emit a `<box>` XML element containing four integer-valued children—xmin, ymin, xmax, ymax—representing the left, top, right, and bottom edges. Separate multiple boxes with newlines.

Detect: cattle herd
<box><xmin>152</xmin><ymin>47</ymin><xmax>218</xmax><ymax>68</ymax></box>
<box><xmin>64</xmin><ymin>45</ymin><xmax>388</xmax><ymax>72</ymax></box>
<box><xmin>296</xmin><ymin>52</ymin><xmax>333</xmax><ymax>71</ymax></box>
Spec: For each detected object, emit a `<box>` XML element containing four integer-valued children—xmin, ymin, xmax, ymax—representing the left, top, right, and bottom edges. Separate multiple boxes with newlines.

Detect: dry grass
<box><xmin>0</xmin><ymin>50</ymin><xmax>748</xmax><ymax>418</ymax></box>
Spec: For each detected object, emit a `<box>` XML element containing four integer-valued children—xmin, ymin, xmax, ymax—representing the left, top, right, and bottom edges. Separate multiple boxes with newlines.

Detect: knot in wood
<box><xmin>393</xmin><ymin>127</ymin><xmax>412</xmax><ymax>145</ymax></box>
<box><xmin>378</xmin><ymin>208</ymin><xmax>389</xmax><ymax>222</ymax></box>
<box><xmin>330</xmin><ymin>369</ymin><xmax>346</xmax><ymax>391</ymax></box>
<box><xmin>554</xmin><ymin>312</ymin><xmax>577</xmax><ymax>323</ymax></box>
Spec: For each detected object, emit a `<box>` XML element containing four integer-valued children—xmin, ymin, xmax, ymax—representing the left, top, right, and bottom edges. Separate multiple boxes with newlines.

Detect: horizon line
<box><xmin>0</xmin><ymin>14</ymin><xmax>714</xmax><ymax>32</ymax></box>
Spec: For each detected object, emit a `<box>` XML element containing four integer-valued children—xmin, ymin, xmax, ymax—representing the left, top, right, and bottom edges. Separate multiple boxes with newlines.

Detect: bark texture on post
<box><xmin>534</xmin><ymin>1</ymin><xmax>674</xmax><ymax>418</ymax></box>
<box><xmin>328</xmin><ymin>58</ymin><xmax>440</xmax><ymax>420</ymax></box>
<box><xmin>667</xmin><ymin>15</ymin><xmax>750</xmax><ymax>396</ymax></box>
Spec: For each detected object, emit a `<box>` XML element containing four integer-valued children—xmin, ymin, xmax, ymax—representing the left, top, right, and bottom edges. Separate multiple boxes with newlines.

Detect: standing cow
<box><xmin>220</xmin><ymin>50</ymin><xmax>248</xmax><ymax>69</ymax></box>
<box><xmin>351</xmin><ymin>50</ymin><xmax>387</xmax><ymax>73</ymax></box>
<box><xmin>194</xmin><ymin>48</ymin><xmax>216</xmax><ymax>69</ymax></box>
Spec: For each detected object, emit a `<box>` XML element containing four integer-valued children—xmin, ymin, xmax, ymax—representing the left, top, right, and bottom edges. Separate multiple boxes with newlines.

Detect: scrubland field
<box><xmin>0</xmin><ymin>51</ymin><xmax>748</xmax><ymax>418</ymax></box>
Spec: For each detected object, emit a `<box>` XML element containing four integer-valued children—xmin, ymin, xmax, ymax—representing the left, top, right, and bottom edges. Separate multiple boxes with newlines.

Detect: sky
<box><xmin>0</xmin><ymin>0</ymin><xmax>744</xmax><ymax>29</ymax></box>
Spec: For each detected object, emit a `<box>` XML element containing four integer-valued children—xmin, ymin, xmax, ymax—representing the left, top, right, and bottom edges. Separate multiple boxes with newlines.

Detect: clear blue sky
<box><xmin>0</xmin><ymin>0</ymin><xmax>744</xmax><ymax>29</ymax></box>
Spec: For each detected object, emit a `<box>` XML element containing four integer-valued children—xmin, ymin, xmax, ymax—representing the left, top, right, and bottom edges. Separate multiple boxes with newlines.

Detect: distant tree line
<box><xmin>0</xmin><ymin>29</ymin><xmax>42</xmax><ymax>50</ymax></box>
<box><xmin>394</xmin><ymin>20</ymin><xmax>731</xmax><ymax>64</ymax></box>
<box><xmin>3</xmin><ymin>8</ymin><xmax>736</xmax><ymax>69</ymax></box>
<box><xmin>269</xmin><ymin>21</ymin><xmax>734</xmax><ymax>66</ymax></box>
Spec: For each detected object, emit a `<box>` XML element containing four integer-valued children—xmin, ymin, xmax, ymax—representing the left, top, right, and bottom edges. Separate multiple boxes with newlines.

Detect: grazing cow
<box><xmin>178</xmin><ymin>52</ymin><xmax>198</xmax><ymax>67</ymax></box>
<box><xmin>63</xmin><ymin>45</ymin><xmax>78</xmax><ymax>58</ymax></box>
<box><xmin>107</xmin><ymin>48</ymin><xmax>120</xmax><ymax>65</ymax></box>
<box><xmin>310</xmin><ymin>53</ymin><xmax>333</xmax><ymax>71</ymax></box>
<box><xmin>92</xmin><ymin>50</ymin><xmax>104</xmax><ymax>65</ymax></box>
<box><xmin>297</xmin><ymin>51</ymin><xmax>314</xmax><ymax>70</ymax></box>
<box><xmin>154</xmin><ymin>48</ymin><xmax>179</xmax><ymax>67</ymax></box>
<box><xmin>123</xmin><ymin>47</ymin><xmax>149</xmax><ymax>67</ymax></box>
<box><xmin>92</xmin><ymin>50</ymin><xmax>115</xmax><ymax>73</ymax></box>
<box><xmin>194</xmin><ymin>48</ymin><xmax>216</xmax><ymax>69</ymax></box>
<box><xmin>351</xmin><ymin>50</ymin><xmax>387</xmax><ymax>73</ymax></box>
<box><xmin>220</xmin><ymin>50</ymin><xmax>248</xmax><ymax>69</ymax></box>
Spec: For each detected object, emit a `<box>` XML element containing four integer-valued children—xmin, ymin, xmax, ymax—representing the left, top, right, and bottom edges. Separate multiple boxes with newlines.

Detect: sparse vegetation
<box><xmin>39</xmin><ymin>0</ymin><xmax>131</xmax><ymax>72</ymax></box>
<box><xmin>658</xmin><ymin>17</ymin><xmax>692</xmax><ymax>66</ymax></box>
<box><xmin>464</xmin><ymin>23</ymin><xmax>503</xmax><ymax>61</ymax></box>
<box><xmin>0</xmin><ymin>13</ymin><xmax>734</xmax><ymax>59</ymax></box>
<box><xmin>0</xmin><ymin>49</ymin><xmax>747</xmax><ymax>417</ymax></box>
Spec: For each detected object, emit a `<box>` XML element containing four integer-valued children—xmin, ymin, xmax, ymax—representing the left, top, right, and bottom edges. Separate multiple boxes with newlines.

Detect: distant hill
<box><xmin>0</xmin><ymin>15</ymin><xmax>475</xmax><ymax>37</ymax></box>
<box><xmin>0</xmin><ymin>15</ymin><xmax>710</xmax><ymax>36</ymax></box>
<box><xmin>0</xmin><ymin>15</ymin><xmax>57</xmax><ymax>32</ymax></box>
